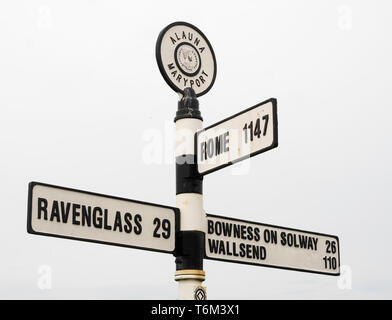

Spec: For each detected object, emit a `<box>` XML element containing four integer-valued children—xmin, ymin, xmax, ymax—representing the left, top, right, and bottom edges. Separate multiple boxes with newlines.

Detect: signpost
<box><xmin>27</xmin><ymin>182</ymin><xmax>179</xmax><ymax>254</ymax></box>
<box><xmin>26</xmin><ymin>21</ymin><xmax>342</xmax><ymax>300</ymax></box>
<box><xmin>205</xmin><ymin>214</ymin><xmax>340</xmax><ymax>275</ymax></box>
<box><xmin>196</xmin><ymin>98</ymin><xmax>278</xmax><ymax>175</ymax></box>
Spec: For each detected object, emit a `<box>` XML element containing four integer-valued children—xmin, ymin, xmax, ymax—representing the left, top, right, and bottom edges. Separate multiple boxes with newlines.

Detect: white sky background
<box><xmin>0</xmin><ymin>0</ymin><xmax>391</xmax><ymax>299</ymax></box>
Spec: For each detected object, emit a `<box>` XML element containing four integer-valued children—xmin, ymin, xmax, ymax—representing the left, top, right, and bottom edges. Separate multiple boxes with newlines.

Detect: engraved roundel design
<box><xmin>194</xmin><ymin>286</ymin><xmax>206</xmax><ymax>300</ymax></box>
<box><xmin>156</xmin><ymin>22</ymin><xmax>217</xmax><ymax>97</ymax></box>
<box><xmin>175</xmin><ymin>43</ymin><xmax>201</xmax><ymax>77</ymax></box>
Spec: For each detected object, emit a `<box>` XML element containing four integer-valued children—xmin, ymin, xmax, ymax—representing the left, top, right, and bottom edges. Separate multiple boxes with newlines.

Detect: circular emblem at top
<box><xmin>156</xmin><ymin>22</ymin><xmax>217</xmax><ymax>97</ymax></box>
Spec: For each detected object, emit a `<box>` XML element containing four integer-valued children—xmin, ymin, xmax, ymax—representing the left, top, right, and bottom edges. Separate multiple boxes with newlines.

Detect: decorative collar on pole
<box><xmin>175</xmin><ymin>88</ymin><xmax>202</xmax><ymax>121</ymax></box>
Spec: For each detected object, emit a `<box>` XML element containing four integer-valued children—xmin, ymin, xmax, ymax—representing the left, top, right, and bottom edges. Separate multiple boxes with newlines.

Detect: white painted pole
<box><xmin>174</xmin><ymin>96</ymin><xmax>207</xmax><ymax>300</ymax></box>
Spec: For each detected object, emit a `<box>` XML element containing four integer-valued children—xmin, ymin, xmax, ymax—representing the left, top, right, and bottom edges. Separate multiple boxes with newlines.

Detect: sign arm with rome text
<box><xmin>27</xmin><ymin>182</ymin><xmax>180</xmax><ymax>254</ymax></box>
<box><xmin>196</xmin><ymin>98</ymin><xmax>278</xmax><ymax>175</ymax></box>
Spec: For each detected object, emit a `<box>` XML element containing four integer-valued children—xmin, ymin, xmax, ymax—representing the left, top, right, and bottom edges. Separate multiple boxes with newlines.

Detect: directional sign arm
<box><xmin>27</xmin><ymin>182</ymin><xmax>180</xmax><ymax>254</ymax></box>
<box><xmin>196</xmin><ymin>98</ymin><xmax>278</xmax><ymax>175</ymax></box>
<box><xmin>205</xmin><ymin>214</ymin><xmax>340</xmax><ymax>276</ymax></box>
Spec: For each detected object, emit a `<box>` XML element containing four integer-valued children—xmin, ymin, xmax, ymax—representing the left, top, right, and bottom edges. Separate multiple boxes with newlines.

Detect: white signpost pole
<box><xmin>156</xmin><ymin>21</ymin><xmax>217</xmax><ymax>300</ymax></box>
<box><xmin>174</xmin><ymin>89</ymin><xmax>207</xmax><ymax>300</ymax></box>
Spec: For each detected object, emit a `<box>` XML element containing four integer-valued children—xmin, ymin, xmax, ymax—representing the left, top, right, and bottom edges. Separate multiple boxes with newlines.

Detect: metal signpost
<box><xmin>26</xmin><ymin>21</ymin><xmax>340</xmax><ymax>300</ymax></box>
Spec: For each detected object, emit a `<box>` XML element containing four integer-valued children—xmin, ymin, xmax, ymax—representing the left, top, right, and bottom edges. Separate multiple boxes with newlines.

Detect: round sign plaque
<box><xmin>156</xmin><ymin>22</ymin><xmax>217</xmax><ymax>97</ymax></box>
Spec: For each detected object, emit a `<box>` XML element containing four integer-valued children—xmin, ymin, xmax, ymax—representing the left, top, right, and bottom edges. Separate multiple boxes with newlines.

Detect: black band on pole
<box><xmin>176</xmin><ymin>155</ymin><xmax>203</xmax><ymax>195</ymax></box>
<box><xmin>175</xmin><ymin>231</ymin><xmax>205</xmax><ymax>270</ymax></box>
<box><xmin>174</xmin><ymin>88</ymin><xmax>202</xmax><ymax>122</ymax></box>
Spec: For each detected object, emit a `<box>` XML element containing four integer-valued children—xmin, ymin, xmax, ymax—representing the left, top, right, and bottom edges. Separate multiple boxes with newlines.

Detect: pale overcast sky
<box><xmin>1</xmin><ymin>0</ymin><xmax>391</xmax><ymax>299</ymax></box>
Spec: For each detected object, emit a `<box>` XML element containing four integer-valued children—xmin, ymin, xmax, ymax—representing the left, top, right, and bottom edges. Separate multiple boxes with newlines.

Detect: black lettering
<box><xmin>264</xmin><ymin>229</ymin><xmax>271</xmax><ymax>243</ymax></box>
<box><xmin>239</xmin><ymin>243</ymin><xmax>246</xmax><ymax>257</ymax></box>
<box><xmin>260</xmin><ymin>246</ymin><xmax>267</xmax><ymax>260</ymax></box>
<box><xmin>207</xmin><ymin>139</ymin><xmax>214</xmax><ymax>158</ymax></box>
<box><xmin>252</xmin><ymin>245</ymin><xmax>259</xmax><ymax>259</ymax></box>
<box><xmin>81</xmin><ymin>205</ymin><xmax>91</xmax><ymax>227</ymax></box>
<box><xmin>265</xmin><ymin>229</ymin><xmax>278</xmax><ymax>244</ymax></box>
<box><xmin>313</xmin><ymin>238</ymin><xmax>318</xmax><ymax>251</ymax></box>
<box><xmin>207</xmin><ymin>220</ymin><xmax>214</xmax><ymax>234</ymax></box>
<box><xmin>103</xmin><ymin>209</ymin><xmax>112</xmax><ymax>230</ymax></box>
<box><xmin>37</xmin><ymin>198</ymin><xmax>48</xmax><ymax>220</ymax></box>
<box><xmin>215</xmin><ymin>222</ymin><xmax>222</xmax><ymax>236</ymax></box>
<box><xmin>294</xmin><ymin>234</ymin><xmax>299</xmax><ymax>248</ymax></box>
<box><xmin>247</xmin><ymin>226</ymin><xmax>254</xmax><ymax>241</ymax></box>
<box><xmin>50</xmin><ymin>200</ymin><xmax>60</xmax><ymax>222</ymax></box>
<box><xmin>60</xmin><ymin>201</ymin><xmax>71</xmax><ymax>223</ymax></box>
<box><xmin>226</xmin><ymin>241</ymin><xmax>232</xmax><ymax>256</ymax></box>
<box><xmin>254</xmin><ymin>227</ymin><xmax>261</xmax><ymax>242</ymax></box>
<box><xmin>222</xmin><ymin>222</ymin><xmax>233</xmax><ymax>237</ymax></box>
<box><xmin>287</xmin><ymin>233</ymin><xmax>293</xmax><ymax>246</ymax></box>
<box><xmin>271</xmin><ymin>230</ymin><xmax>278</xmax><ymax>244</ymax></box>
<box><xmin>280</xmin><ymin>232</ymin><xmax>287</xmax><ymax>246</ymax></box>
<box><xmin>233</xmin><ymin>224</ymin><xmax>241</xmax><ymax>238</ymax></box>
<box><xmin>153</xmin><ymin>218</ymin><xmax>160</xmax><ymax>238</ymax></box>
<box><xmin>72</xmin><ymin>203</ymin><xmax>80</xmax><ymax>225</ymax></box>
<box><xmin>233</xmin><ymin>243</ymin><xmax>239</xmax><ymax>256</ymax></box>
<box><xmin>215</xmin><ymin>135</ymin><xmax>222</xmax><ymax>156</ymax></box>
<box><xmin>208</xmin><ymin>239</ymin><xmax>219</xmax><ymax>254</ymax></box>
<box><xmin>93</xmin><ymin>207</ymin><xmax>103</xmax><ymax>228</ymax></box>
<box><xmin>223</xmin><ymin>132</ymin><xmax>229</xmax><ymax>152</ymax></box>
<box><xmin>134</xmin><ymin>214</ymin><xmax>142</xmax><ymax>235</ymax></box>
<box><xmin>124</xmin><ymin>213</ymin><xmax>132</xmax><ymax>233</ymax></box>
<box><xmin>218</xmin><ymin>240</ymin><xmax>225</xmax><ymax>254</ymax></box>
<box><xmin>161</xmin><ymin>219</ymin><xmax>170</xmax><ymax>239</ymax></box>
<box><xmin>241</xmin><ymin>225</ymin><xmax>246</xmax><ymax>240</ymax></box>
<box><xmin>246</xmin><ymin>244</ymin><xmax>252</xmax><ymax>258</ymax></box>
<box><xmin>308</xmin><ymin>237</ymin><xmax>314</xmax><ymax>250</ymax></box>
<box><xmin>201</xmin><ymin>142</ymin><xmax>207</xmax><ymax>161</ymax></box>
<box><xmin>299</xmin><ymin>235</ymin><xmax>307</xmax><ymax>248</ymax></box>
<box><xmin>113</xmin><ymin>211</ymin><xmax>123</xmax><ymax>232</ymax></box>
<box><xmin>194</xmin><ymin>37</ymin><xmax>200</xmax><ymax>46</ymax></box>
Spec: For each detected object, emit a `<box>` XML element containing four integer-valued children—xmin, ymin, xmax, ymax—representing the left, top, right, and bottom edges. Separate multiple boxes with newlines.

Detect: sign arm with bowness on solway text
<box><xmin>205</xmin><ymin>214</ymin><xmax>340</xmax><ymax>275</ymax></box>
<box><xmin>27</xmin><ymin>182</ymin><xmax>179</xmax><ymax>254</ymax></box>
<box><xmin>196</xmin><ymin>98</ymin><xmax>278</xmax><ymax>175</ymax></box>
